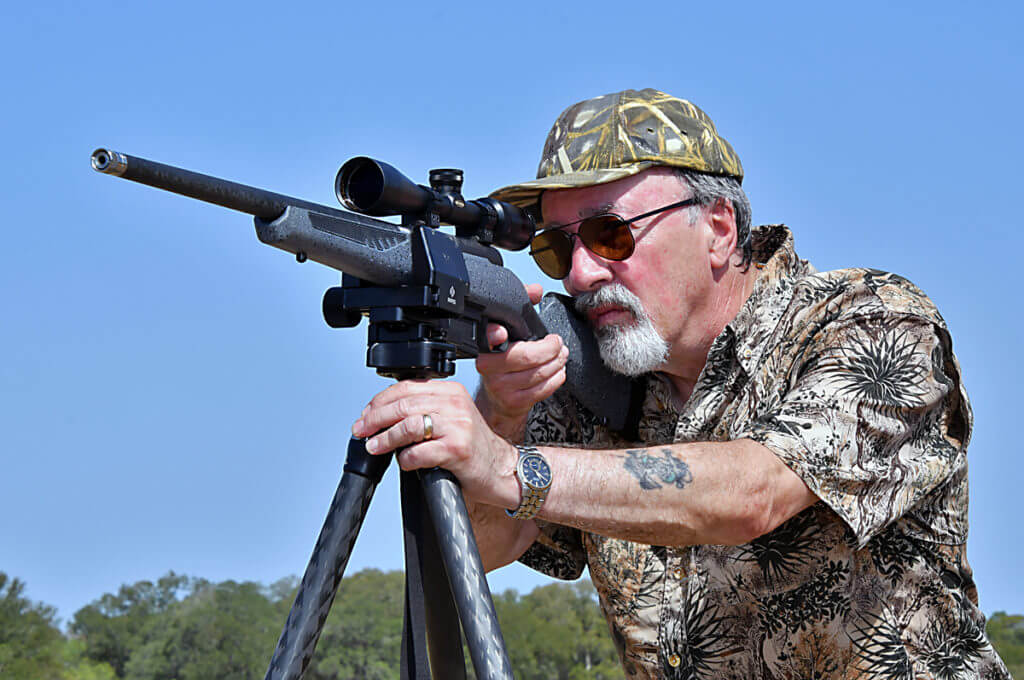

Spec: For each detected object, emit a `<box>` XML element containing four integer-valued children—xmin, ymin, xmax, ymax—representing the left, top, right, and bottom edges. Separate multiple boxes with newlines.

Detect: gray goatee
<box><xmin>574</xmin><ymin>284</ymin><xmax>669</xmax><ymax>376</ymax></box>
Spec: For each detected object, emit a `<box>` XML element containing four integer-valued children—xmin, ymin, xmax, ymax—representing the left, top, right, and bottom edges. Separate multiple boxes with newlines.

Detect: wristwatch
<box><xmin>506</xmin><ymin>445</ymin><xmax>552</xmax><ymax>520</ymax></box>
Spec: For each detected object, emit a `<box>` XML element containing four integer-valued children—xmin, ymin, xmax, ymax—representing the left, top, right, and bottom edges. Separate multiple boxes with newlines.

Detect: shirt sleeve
<box><xmin>517</xmin><ymin>520</ymin><xmax>587</xmax><ymax>580</ymax></box>
<box><xmin>736</xmin><ymin>310</ymin><xmax>971</xmax><ymax>548</ymax></box>
<box><xmin>516</xmin><ymin>395</ymin><xmax>589</xmax><ymax>579</ymax></box>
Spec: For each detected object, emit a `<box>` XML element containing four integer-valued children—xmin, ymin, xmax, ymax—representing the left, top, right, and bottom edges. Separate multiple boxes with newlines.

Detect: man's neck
<box><xmin>663</xmin><ymin>264</ymin><xmax>760</xmax><ymax>403</ymax></box>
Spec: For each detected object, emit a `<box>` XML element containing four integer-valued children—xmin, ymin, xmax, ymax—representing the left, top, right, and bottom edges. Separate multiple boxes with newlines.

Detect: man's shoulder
<box><xmin>788</xmin><ymin>266</ymin><xmax>947</xmax><ymax>330</ymax></box>
<box><xmin>750</xmin><ymin>226</ymin><xmax>947</xmax><ymax>332</ymax></box>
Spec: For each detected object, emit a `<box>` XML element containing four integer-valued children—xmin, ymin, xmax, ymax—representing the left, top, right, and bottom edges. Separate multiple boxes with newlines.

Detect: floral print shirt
<box><xmin>521</xmin><ymin>225</ymin><xmax>1009</xmax><ymax>679</ymax></box>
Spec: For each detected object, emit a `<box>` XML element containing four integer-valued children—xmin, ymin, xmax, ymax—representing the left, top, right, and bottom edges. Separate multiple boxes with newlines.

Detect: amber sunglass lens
<box><xmin>530</xmin><ymin>231</ymin><xmax>573</xmax><ymax>279</ymax></box>
<box><xmin>580</xmin><ymin>215</ymin><xmax>634</xmax><ymax>260</ymax></box>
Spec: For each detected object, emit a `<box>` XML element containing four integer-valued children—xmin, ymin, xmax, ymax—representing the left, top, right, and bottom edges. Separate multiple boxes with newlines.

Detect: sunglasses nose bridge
<box><xmin>565</xmin><ymin>228</ymin><xmax>617</xmax><ymax>289</ymax></box>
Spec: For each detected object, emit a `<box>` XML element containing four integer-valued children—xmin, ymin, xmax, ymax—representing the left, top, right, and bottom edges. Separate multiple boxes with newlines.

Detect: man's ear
<box><xmin>707</xmin><ymin>198</ymin><xmax>737</xmax><ymax>269</ymax></box>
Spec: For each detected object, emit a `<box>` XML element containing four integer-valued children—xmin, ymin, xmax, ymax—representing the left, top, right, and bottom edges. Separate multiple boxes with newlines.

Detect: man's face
<box><xmin>541</xmin><ymin>168</ymin><xmax>720</xmax><ymax>374</ymax></box>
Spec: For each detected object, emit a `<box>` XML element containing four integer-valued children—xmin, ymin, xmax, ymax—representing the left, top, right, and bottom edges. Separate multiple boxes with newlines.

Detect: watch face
<box><xmin>520</xmin><ymin>454</ymin><xmax>552</xmax><ymax>489</ymax></box>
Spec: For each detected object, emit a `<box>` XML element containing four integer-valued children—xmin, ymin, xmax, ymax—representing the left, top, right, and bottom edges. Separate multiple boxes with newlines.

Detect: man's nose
<box><xmin>565</xmin><ymin>238</ymin><xmax>613</xmax><ymax>294</ymax></box>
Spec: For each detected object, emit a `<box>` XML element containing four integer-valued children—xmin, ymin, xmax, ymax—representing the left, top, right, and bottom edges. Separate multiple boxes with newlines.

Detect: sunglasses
<box><xmin>529</xmin><ymin>197</ymin><xmax>702</xmax><ymax>279</ymax></box>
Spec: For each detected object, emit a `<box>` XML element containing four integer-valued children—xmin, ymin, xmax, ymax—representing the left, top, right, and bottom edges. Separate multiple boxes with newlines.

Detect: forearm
<box><xmin>354</xmin><ymin>381</ymin><xmax>812</xmax><ymax>559</ymax></box>
<box><xmin>531</xmin><ymin>439</ymin><xmax>816</xmax><ymax>547</ymax></box>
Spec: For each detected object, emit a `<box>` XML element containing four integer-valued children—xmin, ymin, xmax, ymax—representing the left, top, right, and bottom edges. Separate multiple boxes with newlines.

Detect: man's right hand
<box><xmin>475</xmin><ymin>283</ymin><xmax>569</xmax><ymax>441</ymax></box>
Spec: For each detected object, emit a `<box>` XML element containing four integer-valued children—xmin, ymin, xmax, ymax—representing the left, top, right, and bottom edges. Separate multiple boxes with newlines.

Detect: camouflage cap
<box><xmin>490</xmin><ymin>88</ymin><xmax>743</xmax><ymax>210</ymax></box>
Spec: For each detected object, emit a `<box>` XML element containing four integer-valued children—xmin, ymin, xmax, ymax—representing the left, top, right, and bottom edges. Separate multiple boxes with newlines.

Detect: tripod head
<box><xmin>322</xmin><ymin>223</ymin><xmax>493</xmax><ymax>378</ymax></box>
<box><xmin>327</xmin><ymin>159</ymin><xmax>541</xmax><ymax>380</ymax></box>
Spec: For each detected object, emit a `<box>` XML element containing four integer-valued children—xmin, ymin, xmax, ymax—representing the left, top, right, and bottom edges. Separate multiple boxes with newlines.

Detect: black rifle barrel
<box><xmin>91</xmin><ymin>148</ymin><xmax>350</xmax><ymax>222</ymax></box>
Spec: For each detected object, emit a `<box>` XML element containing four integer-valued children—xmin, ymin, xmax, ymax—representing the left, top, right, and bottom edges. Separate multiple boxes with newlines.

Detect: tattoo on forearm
<box><xmin>623</xmin><ymin>448</ymin><xmax>693</xmax><ymax>491</ymax></box>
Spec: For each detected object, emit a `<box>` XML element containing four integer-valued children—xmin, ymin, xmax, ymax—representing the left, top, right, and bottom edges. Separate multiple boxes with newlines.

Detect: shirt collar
<box><xmin>727</xmin><ymin>225</ymin><xmax>815</xmax><ymax>376</ymax></box>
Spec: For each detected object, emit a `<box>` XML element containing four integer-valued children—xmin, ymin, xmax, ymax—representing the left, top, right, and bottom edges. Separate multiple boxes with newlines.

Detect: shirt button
<box><xmin>668</xmin><ymin>653</ymin><xmax>681</xmax><ymax>667</ymax></box>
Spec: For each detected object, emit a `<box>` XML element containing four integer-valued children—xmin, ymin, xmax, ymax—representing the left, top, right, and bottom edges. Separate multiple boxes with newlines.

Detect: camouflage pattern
<box><xmin>490</xmin><ymin>89</ymin><xmax>744</xmax><ymax>209</ymax></box>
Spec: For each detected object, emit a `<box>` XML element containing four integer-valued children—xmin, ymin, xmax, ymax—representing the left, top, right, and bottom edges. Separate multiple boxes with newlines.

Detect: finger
<box><xmin>484</xmin><ymin>344</ymin><xmax>568</xmax><ymax>395</ymax></box>
<box><xmin>365</xmin><ymin>413</ymin><xmax>438</xmax><ymax>455</ymax></box>
<box><xmin>362</xmin><ymin>379</ymin><xmax>465</xmax><ymax>412</ymax></box>
<box><xmin>355</xmin><ymin>393</ymin><xmax>449</xmax><ymax>439</ymax></box>
<box><xmin>485</xmin><ymin>323</ymin><xmax>509</xmax><ymax>350</ymax></box>
<box><xmin>394</xmin><ymin>441</ymin><xmax>447</xmax><ymax>471</ymax></box>
<box><xmin>516</xmin><ymin>365</ymin><xmax>567</xmax><ymax>404</ymax></box>
<box><xmin>490</xmin><ymin>364</ymin><xmax>567</xmax><ymax>414</ymax></box>
<box><xmin>524</xmin><ymin>283</ymin><xmax>544</xmax><ymax>305</ymax></box>
<box><xmin>476</xmin><ymin>334</ymin><xmax>564</xmax><ymax>375</ymax></box>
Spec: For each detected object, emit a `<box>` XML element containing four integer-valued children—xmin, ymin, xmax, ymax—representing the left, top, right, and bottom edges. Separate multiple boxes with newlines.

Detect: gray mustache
<box><xmin>574</xmin><ymin>284</ymin><xmax>643</xmax><ymax>317</ymax></box>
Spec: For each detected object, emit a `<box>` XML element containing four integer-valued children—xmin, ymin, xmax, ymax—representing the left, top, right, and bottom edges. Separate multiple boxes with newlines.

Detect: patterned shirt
<box><xmin>521</xmin><ymin>225</ymin><xmax>1010</xmax><ymax>679</ymax></box>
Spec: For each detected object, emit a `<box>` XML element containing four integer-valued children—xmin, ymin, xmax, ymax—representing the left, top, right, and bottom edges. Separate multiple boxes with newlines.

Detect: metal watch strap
<box><xmin>506</xmin><ymin>445</ymin><xmax>550</xmax><ymax>520</ymax></box>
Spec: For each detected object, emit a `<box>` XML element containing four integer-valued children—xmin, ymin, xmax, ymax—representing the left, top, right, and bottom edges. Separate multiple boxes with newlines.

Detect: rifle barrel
<box><xmin>91</xmin><ymin>149</ymin><xmax>347</xmax><ymax>221</ymax></box>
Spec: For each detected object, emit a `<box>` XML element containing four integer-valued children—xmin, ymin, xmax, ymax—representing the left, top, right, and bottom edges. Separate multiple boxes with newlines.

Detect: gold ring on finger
<box><xmin>422</xmin><ymin>414</ymin><xmax>434</xmax><ymax>441</ymax></box>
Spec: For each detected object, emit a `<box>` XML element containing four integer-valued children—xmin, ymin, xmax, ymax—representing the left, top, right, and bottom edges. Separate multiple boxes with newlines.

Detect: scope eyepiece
<box><xmin>480</xmin><ymin>198</ymin><xmax>536</xmax><ymax>252</ymax></box>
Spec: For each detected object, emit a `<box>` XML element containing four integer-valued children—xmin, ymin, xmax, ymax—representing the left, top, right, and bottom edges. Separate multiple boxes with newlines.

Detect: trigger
<box><xmin>480</xmin><ymin>318</ymin><xmax>510</xmax><ymax>353</ymax></box>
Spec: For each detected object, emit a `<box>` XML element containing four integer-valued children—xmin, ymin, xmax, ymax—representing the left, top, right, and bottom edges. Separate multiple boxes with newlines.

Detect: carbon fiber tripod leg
<box><xmin>400</xmin><ymin>470</ymin><xmax>467</xmax><ymax>680</ymax></box>
<box><xmin>419</xmin><ymin>468</ymin><xmax>514</xmax><ymax>680</ymax></box>
<box><xmin>264</xmin><ymin>438</ymin><xmax>391</xmax><ymax>680</ymax></box>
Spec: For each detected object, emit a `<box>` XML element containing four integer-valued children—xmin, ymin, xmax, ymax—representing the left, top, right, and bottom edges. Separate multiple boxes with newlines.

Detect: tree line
<box><xmin>3</xmin><ymin>569</ymin><xmax>1022</xmax><ymax>679</ymax></box>
<box><xmin>0</xmin><ymin>569</ymin><xmax>623</xmax><ymax>679</ymax></box>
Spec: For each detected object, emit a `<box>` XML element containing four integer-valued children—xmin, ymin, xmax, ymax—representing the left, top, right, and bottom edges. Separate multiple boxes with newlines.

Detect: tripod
<box><xmin>263</xmin><ymin>242</ymin><xmax>517</xmax><ymax>680</ymax></box>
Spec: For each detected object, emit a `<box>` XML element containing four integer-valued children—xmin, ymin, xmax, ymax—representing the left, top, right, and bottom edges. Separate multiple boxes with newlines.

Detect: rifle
<box><xmin>91</xmin><ymin>148</ymin><xmax>641</xmax><ymax>680</ymax></box>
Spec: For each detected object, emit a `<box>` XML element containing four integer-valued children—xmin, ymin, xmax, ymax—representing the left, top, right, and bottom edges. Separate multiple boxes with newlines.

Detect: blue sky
<box><xmin>2</xmin><ymin>0</ymin><xmax>1021</xmax><ymax>626</ymax></box>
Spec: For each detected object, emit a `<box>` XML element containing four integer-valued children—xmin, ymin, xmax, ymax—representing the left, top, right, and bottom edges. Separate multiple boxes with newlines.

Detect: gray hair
<box><xmin>675</xmin><ymin>169</ymin><xmax>753</xmax><ymax>267</ymax></box>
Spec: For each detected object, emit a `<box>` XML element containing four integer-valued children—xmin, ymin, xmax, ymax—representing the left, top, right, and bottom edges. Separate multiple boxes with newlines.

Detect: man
<box><xmin>352</xmin><ymin>89</ymin><xmax>1009</xmax><ymax>678</ymax></box>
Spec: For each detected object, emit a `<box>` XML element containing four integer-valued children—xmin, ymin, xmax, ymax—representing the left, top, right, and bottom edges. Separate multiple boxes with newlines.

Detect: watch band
<box><xmin>506</xmin><ymin>445</ymin><xmax>552</xmax><ymax>520</ymax></box>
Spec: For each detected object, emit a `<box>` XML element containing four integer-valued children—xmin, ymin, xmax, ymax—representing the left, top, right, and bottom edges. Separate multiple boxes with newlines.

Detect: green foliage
<box><xmin>305</xmin><ymin>569</ymin><xmax>405</xmax><ymax>680</ymax></box>
<box><xmin>61</xmin><ymin>640</ymin><xmax>117</xmax><ymax>680</ymax></box>
<box><xmin>123</xmin><ymin>579</ymin><xmax>281</xmax><ymax>680</ymax></box>
<box><xmin>69</xmin><ymin>571</ymin><xmax>190</xmax><ymax>677</ymax></box>
<box><xmin>987</xmin><ymin>611</ymin><xmax>1024</xmax><ymax>678</ymax></box>
<box><xmin>69</xmin><ymin>573</ymin><xmax>281</xmax><ymax>680</ymax></box>
<box><xmin>491</xmin><ymin>581</ymin><xmax>622</xmax><ymax>680</ymax></box>
<box><xmin>0</xmin><ymin>572</ymin><xmax>66</xmax><ymax>679</ymax></box>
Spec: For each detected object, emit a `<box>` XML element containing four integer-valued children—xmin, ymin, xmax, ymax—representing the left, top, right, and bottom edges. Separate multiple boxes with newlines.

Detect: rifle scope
<box><xmin>336</xmin><ymin>157</ymin><xmax>535</xmax><ymax>251</ymax></box>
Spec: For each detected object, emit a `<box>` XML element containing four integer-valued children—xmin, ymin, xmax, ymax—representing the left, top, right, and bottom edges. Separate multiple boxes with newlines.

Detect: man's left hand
<box><xmin>352</xmin><ymin>380</ymin><xmax>519</xmax><ymax>508</ymax></box>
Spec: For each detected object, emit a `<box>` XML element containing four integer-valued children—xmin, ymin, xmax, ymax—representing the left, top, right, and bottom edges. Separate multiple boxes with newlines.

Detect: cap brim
<box><xmin>488</xmin><ymin>162</ymin><xmax>658</xmax><ymax>210</ymax></box>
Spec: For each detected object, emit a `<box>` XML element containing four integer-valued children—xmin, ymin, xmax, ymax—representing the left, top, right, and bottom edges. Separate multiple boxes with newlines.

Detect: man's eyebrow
<box><xmin>544</xmin><ymin>202</ymin><xmax>615</xmax><ymax>229</ymax></box>
<box><xmin>583</xmin><ymin>202</ymin><xmax>615</xmax><ymax>218</ymax></box>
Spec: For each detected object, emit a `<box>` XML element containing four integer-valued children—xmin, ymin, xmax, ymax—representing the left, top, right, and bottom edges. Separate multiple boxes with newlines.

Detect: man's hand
<box><xmin>352</xmin><ymin>380</ymin><xmax>520</xmax><ymax>509</ymax></box>
<box><xmin>475</xmin><ymin>283</ymin><xmax>569</xmax><ymax>441</ymax></box>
